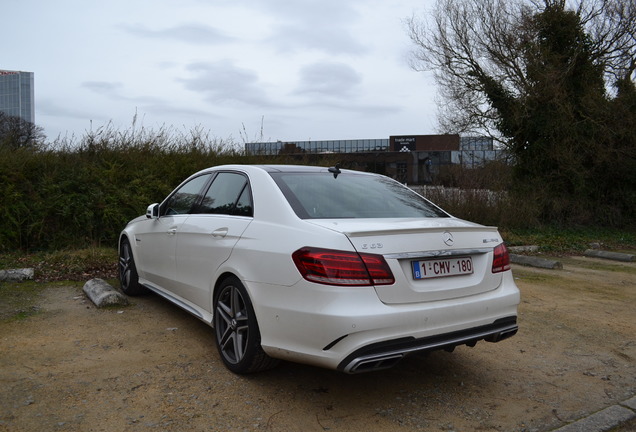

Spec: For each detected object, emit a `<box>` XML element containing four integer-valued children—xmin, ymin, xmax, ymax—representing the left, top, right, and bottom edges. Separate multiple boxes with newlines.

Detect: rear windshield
<box><xmin>270</xmin><ymin>172</ymin><xmax>449</xmax><ymax>219</ymax></box>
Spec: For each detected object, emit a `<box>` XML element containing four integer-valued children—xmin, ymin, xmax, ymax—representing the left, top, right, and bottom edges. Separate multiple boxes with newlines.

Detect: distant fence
<box><xmin>410</xmin><ymin>185</ymin><xmax>507</xmax><ymax>206</ymax></box>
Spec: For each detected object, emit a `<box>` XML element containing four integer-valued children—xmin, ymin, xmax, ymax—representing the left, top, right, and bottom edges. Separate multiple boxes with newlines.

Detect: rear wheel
<box><xmin>213</xmin><ymin>276</ymin><xmax>278</xmax><ymax>374</ymax></box>
<box><xmin>119</xmin><ymin>238</ymin><xmax>147</xmax><ymax>296</ymax></box>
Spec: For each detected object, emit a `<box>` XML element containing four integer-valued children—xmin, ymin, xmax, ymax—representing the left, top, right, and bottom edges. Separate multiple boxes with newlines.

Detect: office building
<box><xmin>247</xmin><ymin>134</ymin><xmax>507</xmax><ymax>184</ymax></box>
<box><xmin>0</xmin><ymin>69</ymin><xmax>35</xmax><ymax>123</ymax></box>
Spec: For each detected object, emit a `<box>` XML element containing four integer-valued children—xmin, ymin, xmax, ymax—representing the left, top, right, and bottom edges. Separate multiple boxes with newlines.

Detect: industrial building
<box><xmin>247</xmin><ymin>134</ymin><xmax>508</xmax><ymax>184</ymax></box>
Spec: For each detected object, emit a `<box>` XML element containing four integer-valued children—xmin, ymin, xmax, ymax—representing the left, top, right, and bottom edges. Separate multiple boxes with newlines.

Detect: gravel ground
<box><xmin>0</xmin><ymin>255</ymin><xmax>635</xmax><ymax>431</ymax></box>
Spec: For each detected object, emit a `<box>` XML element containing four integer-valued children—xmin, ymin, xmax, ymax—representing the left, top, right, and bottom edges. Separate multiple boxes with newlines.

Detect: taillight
<box><xmin>292</xmin><ymin>247</ymin><xmax>395</xmax><ymax>286</ymax></box>
<box><xmin>492</xmin><ymin>243</ymin><xmax>511</xmax><ymax>273</ymax></box>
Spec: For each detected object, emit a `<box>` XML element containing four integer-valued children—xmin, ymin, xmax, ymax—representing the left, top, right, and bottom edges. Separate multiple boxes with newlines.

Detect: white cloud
<box><xmin>294</xmin><ymin>62</ymin><xmax>363</xmax><ymax>98</ymax></box>
<box><xmin>2</xmin><ymin>0</ymin><xmax>438</xmax><ymax>141</ymax></box>
<box><xmin>179</xmin><ymin>60</ymin><xmax>277</xmax><ymax>107</ymax></box>
<box><xmin>120</xmin><ymin>23</ymin><xmax>234</xmax><ymax>45</ymax></box>
<box><xmin>268</xmin><ymin>25</ymin><xmax>366</xmax><ymax>54</ymax></box>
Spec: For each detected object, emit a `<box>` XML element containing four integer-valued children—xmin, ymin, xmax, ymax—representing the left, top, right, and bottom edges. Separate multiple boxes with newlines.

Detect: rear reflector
<box><xmin>292</xmin><ymin>247</ymin><xmax>395</xmax><ymax>286</ymax></box>
<box><xmin>492</xmin><ymin>243</ymin><xmax>511</xmax><ymax>273</ymax></box>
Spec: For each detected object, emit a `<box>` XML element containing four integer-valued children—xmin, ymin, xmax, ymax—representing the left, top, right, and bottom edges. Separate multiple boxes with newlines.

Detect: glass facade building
<box><xmin>0</xmin><ymin>69</ymin><xmax>35</xmax><ymax>123</ymax></box>
<box><xmin>245</xmin><ymin>138</ymin><xmax>390</xmax><ymax>155</ymax></box>
<box><xmin>246</xmin><ymin>135</ymin><xmax>508</xmax><ymax>184</ymax></box>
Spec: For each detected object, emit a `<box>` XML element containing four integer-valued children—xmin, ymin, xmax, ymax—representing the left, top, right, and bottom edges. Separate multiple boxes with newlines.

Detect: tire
<box><xmin>119</xmin><ymin>238</ymin><xmax>147</xmax><ymax>296</ymax></box>
<box><xmin>213</xmin><ymin>276</ymin><xmax>279</xmax><ymax>374</ymax></box>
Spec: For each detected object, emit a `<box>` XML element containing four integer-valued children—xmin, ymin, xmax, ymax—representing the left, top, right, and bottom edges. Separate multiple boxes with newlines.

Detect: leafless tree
<box><xmin>406</xmin><ymin>0</ymin><xmax>636</xmax><ymax>139</ymax></box>
<box><xmin>0</xmin><ymin>112</ymin><xmax>46</xmax><ymax>150</ymax></box>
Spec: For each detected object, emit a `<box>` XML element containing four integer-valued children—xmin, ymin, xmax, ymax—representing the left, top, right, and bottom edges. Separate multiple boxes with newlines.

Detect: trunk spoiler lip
<box><xmin>344</xmin><ymin>226</ymin><xmax>499</xmax><ymax>237</ymax></box>
<box><xmin>305</xmin><ymin>218</ymin><xmax>498</xmax><ymax>237</ymax></box>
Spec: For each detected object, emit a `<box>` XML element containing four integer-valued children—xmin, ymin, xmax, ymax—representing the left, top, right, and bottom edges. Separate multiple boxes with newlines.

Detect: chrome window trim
<box><xmin>384</xmin><ymin>248</ymin><xmax>491</xmax><ymax>260</ymax></box>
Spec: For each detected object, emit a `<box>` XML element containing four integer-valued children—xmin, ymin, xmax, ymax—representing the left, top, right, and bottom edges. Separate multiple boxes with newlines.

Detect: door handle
<box><xmin>167</xmin><ymin>228</ymin><xmax>177</xmax><ymax>236</ymax></box>
<box><xmin>211</xmin><ymin>228</ymin><xmax>228</xmax><ymax>238</ymax></box>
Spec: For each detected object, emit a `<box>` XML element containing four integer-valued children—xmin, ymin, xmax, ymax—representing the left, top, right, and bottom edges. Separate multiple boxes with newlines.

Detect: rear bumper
<box><xmin>250</xmin><ymin>270</ymin><xmax>520</xmax><ymax>372</ymax></box>
<box><xmin>338</xmin><ymin>316</ymin><xmax>518</xmax><ymax>373</ymax></box>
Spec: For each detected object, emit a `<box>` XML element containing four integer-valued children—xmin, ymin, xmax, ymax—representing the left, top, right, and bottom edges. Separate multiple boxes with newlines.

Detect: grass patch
<box><xmin>0</xmin><ymin>230</ymin><xmax>634</xmax><ymax>283</ymax></box>
<box><xmin>501</xmin><ymin>227</ymin><xmax>636</xmax><ymax>255</ymax></box>
<box><xmin>0</xmin><ymin>280</ymin><xmax>46</xmax><ymax>322</ymax></box>
<box><xmin>0</xmin><ymin>247</ymin><xmax>118</xmax><ymax>282</ymax></box>
<box><xmin>558</xmin><ymin>256</ymin><xmax>636</xmax><ymax>275</ymax></box>
<box><xmin>510</xmin><ymin>268</ymin><xmax>563</xmax><ymax>283</ymax></box>
<box><xmin>0</xmin><ymin>280</ymin><xmax>84</xmax><ymax>322</ymax></box>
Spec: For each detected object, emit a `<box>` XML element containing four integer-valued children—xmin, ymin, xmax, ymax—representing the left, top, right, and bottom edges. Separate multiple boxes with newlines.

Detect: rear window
<box><xmin>270</xmin><ymin>172</ymin><xmax>449</xmax><ymax>219</ymax></box>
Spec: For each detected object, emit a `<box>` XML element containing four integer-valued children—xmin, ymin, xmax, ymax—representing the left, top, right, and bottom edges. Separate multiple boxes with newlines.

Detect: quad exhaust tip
<box><xmin>341</xmin><ymin>319</ymin><xmax>518</xmax><ymax>374</ymax></box>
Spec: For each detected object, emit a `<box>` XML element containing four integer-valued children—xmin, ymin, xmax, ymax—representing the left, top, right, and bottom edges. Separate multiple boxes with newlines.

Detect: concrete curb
<box><xmin>0</xmin><ymin>268</ymin><xmax>35</xmax><ymax>282</ymax></box>
<box><xmin>551</xmin><ymin>396</ymin><xmax>636</xmax><ymax>431</ymax></box>
<box><xmin>584</xmin><ymin>249</ymin><xmax>635</xmax><ymax>262</ymax></box>
<box><xmin>510</xmin><ymin>254</ymin><xmax>563</xmax><ymax>270</ymax></box>
<box><xmin>83</xmin><ymin>278</ymin><xmax>129</xmax><ymax>308</ymax></box>
<box><xmin>508</xmin><ymin>245</ymin><xmax>540</xmax><ymax>253</ymax></box>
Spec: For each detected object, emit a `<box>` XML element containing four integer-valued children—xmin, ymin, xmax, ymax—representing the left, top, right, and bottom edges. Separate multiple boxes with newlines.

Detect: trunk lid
<box><xmin>307</xmin><ymin>218</ymin><xmax>504</xmax><ymax>304</ymax></box>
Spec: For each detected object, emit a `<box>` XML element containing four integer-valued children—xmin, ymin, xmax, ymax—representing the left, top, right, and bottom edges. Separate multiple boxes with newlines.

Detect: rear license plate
<box><xmin>412</xmin><ymin>257</ymin><xmax>473</xmax><ymax>279</ymax></box>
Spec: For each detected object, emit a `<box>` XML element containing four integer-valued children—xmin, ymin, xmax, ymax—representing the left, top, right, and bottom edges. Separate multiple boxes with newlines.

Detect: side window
<box><xmin>161</xmin><ymin>174</ymin><xmax>211</xmax><ymax>216</ymax></box>
<box><xmin>234</xmin><ymin>184</ymin><xmax>253</xmax><ymax>217</ymax></box>
<box><xmin>199</xmin><ymin>172</ymin><xmax>252</xmax><ymax>216</ymax></box>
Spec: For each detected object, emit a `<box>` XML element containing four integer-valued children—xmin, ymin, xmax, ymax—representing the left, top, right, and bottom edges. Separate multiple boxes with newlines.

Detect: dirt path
<box><xmin>1</xmin><ymin>256</ymin><xmax>635</xmax><ymax>431</ymax></box>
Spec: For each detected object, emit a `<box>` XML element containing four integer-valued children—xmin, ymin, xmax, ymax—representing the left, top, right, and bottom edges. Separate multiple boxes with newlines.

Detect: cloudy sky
<box><xmin>3</xmin><ymin>0</ymin><xmax>438</xmax><ymax>143</ymax></box>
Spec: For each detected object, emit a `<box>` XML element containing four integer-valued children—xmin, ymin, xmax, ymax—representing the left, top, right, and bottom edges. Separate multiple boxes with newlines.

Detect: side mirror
<box><xmin>146</xmin><ymin>203</ymin><xmax>159</xmax><ymax>219</ymax></box>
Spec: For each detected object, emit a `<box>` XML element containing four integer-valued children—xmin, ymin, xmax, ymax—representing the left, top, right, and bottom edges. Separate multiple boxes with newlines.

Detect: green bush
<box><xmin>1</xmin><ymin>124</ymin><xmax>633</xmax><ymax>252</ymax></box>
<box><xmin>0</xmin><ymin>124</ymin><xmax>338</xmax><ymax>251</ymax></box>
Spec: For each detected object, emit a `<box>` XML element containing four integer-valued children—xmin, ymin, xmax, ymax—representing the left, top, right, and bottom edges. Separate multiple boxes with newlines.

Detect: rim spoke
<box><xmin>231</xmin><ymin>287</ymin><xmax>241</xmax><ymax>315</ymax></box>
<box><xmin>235</xmin><ymin>332</ymin><xmax>245</xmax><ymax>359</ymax></box>
<box><xmin>216</xmin><ymin>301</ymin><xmax>232</xmax><ymax>324</ymax></box>
<box><xmin>219</xmin><ymin>326</ymin><xmax>234</xmax><ymax>349</ymax></box>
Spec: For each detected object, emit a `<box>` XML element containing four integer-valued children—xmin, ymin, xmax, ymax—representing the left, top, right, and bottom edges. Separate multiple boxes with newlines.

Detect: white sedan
<box><xmin>118</xmin><ymin>165</ymin><xmax>520</xmax><ymax>374</ymax></box>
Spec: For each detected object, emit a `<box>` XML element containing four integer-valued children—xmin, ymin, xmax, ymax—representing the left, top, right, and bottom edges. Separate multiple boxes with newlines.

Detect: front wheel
<box><xmin>213</xmin><ymin>277</ymin><xmax>278</xmax><ymax>374</ymax></box>
<box><xmin>119</xmin><ymin>238</ymin><xmax>147</xmax><ymax>296</ymax></box>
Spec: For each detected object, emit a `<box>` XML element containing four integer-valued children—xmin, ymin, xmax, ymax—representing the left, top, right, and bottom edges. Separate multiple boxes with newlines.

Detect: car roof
<box><xmin>208</xmin><ymin>164</ymin><xmax>376</xmax><ymax>175</ymax></box>
<box><xmin>254</xmin><ymin>165</ymin><xmax>331</xmax><ymax>173</ymax></box>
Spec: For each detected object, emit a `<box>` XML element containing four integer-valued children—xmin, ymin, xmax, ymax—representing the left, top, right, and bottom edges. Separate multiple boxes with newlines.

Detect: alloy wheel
<box><xmin>215</xmin><ymin>284</ymin><xmax>250</xmax><ymax>364</ymax></box>
<box><xmin>119</xmin><ymin>242</ymin><xmax>133</xmax><ymax>290</ymax></box>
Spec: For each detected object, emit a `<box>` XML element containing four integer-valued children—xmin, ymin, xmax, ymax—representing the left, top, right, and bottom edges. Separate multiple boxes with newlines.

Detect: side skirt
<box><xmin>141</xmin><ymin>282</ymin><xmax>214</xmax><ymax>326</ymax></box>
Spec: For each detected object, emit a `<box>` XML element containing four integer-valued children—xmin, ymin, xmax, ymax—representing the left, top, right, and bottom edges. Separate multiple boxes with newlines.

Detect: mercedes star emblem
<box><xmin>443</xmin><ymin>231</ymin><xmax>454</xmax><ymax>246</ymax></box>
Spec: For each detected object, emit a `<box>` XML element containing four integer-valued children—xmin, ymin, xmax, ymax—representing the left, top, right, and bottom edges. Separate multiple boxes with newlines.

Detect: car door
<box><xmin>134</xmin><ymin>174</ymin><xmax>212</xmax><ymax>290</ymax></box>
<box><xmin>173</xmin><ymin>172</ymin><xmax>254</xmax><ymax>310</ymax></box>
